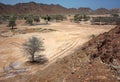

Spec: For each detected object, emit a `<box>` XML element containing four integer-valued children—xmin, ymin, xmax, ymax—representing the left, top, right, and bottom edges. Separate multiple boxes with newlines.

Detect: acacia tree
<box><xmin>55</xmin><ymin>15</ymin><xmax>66</xmax><ymax>22</ymax></box>
<box><xmin>8</xmin><ymin>16</ymin><xmax>17</xmax><ymax>29</ymax></box>
<box><xmin>23</xmin><ymin>37</ymin><xmax>44</xmax><ymax>62</ymax></box>
<box><xmin>43</xmin><ymin>15</ymin><xmax>51</xmax><ymax>24</ymax></box>
<box><xmin>26</xmin><ymin>17</ymin><xmax>33</xmax><ymax>25</ymax></box>
<box><xmin>74</xmin><ymin>14</ymin><xmax>82</xmax><ymax>23</ymax></box>
<box><xmin>34</xmin><ymin>16</ymin><xmax>40</xmax><ymax>23</ymax></box>
<box><xmin>82</xmin><ymin>14</ymin><xmax>90</xmax><ymax>21</ymax></box>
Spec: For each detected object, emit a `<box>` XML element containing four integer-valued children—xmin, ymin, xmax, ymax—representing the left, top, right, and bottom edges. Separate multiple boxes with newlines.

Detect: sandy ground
<box><xmin>0</xmin><ymin>21</ymin><xmax>115</xmax><ymax>75</ymax></box>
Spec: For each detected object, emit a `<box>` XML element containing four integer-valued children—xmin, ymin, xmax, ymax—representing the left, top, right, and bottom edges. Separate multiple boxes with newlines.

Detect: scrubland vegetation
<box><xmin>91</xmin><ymin>16</ymin><xmax>120</xmax><ymax>25</ymax></box>
<box><xmin>0</xmin><ymin>11</ymin><xmax>120</xmax><ymax>82</ymax></box>
<box><xmin>0</xmin><ymin>13</ymin><xmax>120</xmax><ymax>28</ymax></box>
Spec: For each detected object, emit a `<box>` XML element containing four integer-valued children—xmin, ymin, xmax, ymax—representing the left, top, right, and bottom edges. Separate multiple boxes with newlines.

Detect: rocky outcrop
<box><xmin>82</xmin><ymin>26</ymin><xmax>120</xmax><ymax>79</ymax></box>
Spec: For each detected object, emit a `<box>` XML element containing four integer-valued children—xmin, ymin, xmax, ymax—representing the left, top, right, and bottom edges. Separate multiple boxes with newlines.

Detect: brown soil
<box><xmin>0</xmin><ymin>20</ymin><xmax>116</xmax><ymax>82</ymax></box>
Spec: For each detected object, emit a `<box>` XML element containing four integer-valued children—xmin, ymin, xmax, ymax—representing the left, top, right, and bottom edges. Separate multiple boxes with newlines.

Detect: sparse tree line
<box><xmin>0</xmin><ymin>14</ymin><xmax>66</xmax><ymax>25</ymax></box>
<box><xmin>91</xmin><ymin>14</ymin><xmax>120</xmax><ymax>25</ymax></box>
<box><xmin>91</xmin><ymin>17</ymin><xmax>120</xmax><ymax>25</ymax></box>
<box><xmin>0</xmin><ymin>14</ymin><xmax>67</xmax><ymax>29</ymax></box>
<box><xmin>73</xmin><ymin>13</ymin><xmax>120</xmax><ymax>25</ymax></box>
<box><xmin>74</xmin><ymin>14</ymin><xmax>90</xmax><ymax>23</ymax></box>
<box><xmin>41</xmin><ymin>15</ymin><xmax>67</xmax><ymax>22</ymax></box>
<box><xmin>0</xmin><ymin>13</ymin><xmax>120</xmax><ymax>29</ymax></box>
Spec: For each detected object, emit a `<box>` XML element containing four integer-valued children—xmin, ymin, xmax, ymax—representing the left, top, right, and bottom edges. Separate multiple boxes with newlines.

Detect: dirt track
<box><xmin>0</xmin><ymin>21</ymin><xmax>115</xmax><ymax>73</ymax></box>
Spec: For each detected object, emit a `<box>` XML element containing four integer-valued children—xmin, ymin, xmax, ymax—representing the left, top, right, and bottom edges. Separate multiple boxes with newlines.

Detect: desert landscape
<box><xmin>0</xmin><ymin>1</ymin><xmax>120</xmax><ymax>82</ymax></box>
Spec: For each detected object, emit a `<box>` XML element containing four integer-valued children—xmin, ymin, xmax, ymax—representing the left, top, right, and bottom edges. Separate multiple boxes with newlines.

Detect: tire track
<box><xmin>49</xmin><ymin>41</ymin><xmax>76</xmax><ymax>61</ymax></box>
<box><xmin>41</xmin><ymin>38</ymin><xmax>80</xmax><ymax>70</ymax></box>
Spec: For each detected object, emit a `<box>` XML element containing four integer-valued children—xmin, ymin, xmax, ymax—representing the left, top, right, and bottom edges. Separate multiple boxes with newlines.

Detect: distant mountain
<box><xmin>94</xmin><ymin>8</ymin><xmax>110</xmax><ymax>14</ymax></box>
<box><xmin>0</xmin><ymin>2</ymin><xmax>120</xmax><ymax>15</ymax></box>
<box><xmin>78</xmin><ymin>7</ymin><xmax>92</xmax><ymax>14</ymax></box>
<box><xmin>110</xmin><ymin>8</ymin><xmax>120</xmax><ymax>14</ymax></box>
<box><xmin>0</xmin><ymin>2</ymin><xmax>68</xmax><ymax>15</ymax></box>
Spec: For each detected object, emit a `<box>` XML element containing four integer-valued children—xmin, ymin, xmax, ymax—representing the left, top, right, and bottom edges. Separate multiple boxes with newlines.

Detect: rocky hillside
<box><xmin>0</xmin><ymin>2</ymin><xmax>68</xmax><ymax>15</ymax></box>
<box><xmin>94</xmin><ymin>8</ymin><xmax>110</xmax><ymax>14</ymax></box>
<box><xmin>82</xmin><ymin>25</ymin><xmax>120</xmax><ymax>80</ymax></box>
<box><xmin>0</xmin><ymin>2</ymin><xmax>120</xmax><ymax>15</ymax></box>
<box><xmin>83</xmin><ymin>26</ymin><xmax>120</xmax><ymax>64</ymax></box>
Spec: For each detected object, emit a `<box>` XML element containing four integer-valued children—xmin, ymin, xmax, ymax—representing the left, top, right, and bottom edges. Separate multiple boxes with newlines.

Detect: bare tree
<box><xmin>23</xmin><ymin>37</ymin><xmax>44</xmax><ymax>62</ymax></box>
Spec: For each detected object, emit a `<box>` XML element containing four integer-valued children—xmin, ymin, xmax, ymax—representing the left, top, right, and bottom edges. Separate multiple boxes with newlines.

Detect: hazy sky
<box><xmin>0</xmin><ymin>0</ymin><xmax>120</xmax><ymax>9</ymax></box>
